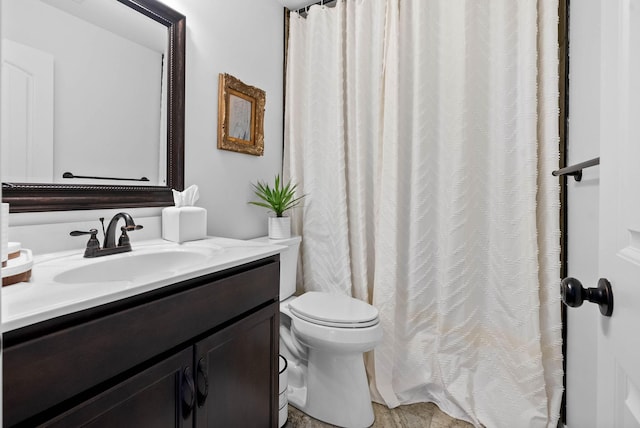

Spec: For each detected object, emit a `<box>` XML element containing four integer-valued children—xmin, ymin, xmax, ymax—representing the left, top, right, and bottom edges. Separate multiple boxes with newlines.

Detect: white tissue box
<box><xmin>162</xmin><ymin>207</ymin><xmax>207</xmax><ymax>243</ymax></box>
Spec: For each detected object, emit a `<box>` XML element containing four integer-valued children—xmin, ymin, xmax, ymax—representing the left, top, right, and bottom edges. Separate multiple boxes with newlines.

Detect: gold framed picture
<box><xmin>217</xmin><ymin>73</ymin><xmax>266</xmax><ymax>156</ymax></box>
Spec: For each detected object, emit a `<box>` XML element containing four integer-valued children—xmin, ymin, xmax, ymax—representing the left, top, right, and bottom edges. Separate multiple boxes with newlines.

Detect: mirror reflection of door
<box><xmin>0</xmin><ymin>0</ymin><xmax>168</xmax><ymax>186</ymax></box>
<box><xmin>1</xmin><ymin>39</ymin><xmax>54</xmax><ymax>183</ymax></box>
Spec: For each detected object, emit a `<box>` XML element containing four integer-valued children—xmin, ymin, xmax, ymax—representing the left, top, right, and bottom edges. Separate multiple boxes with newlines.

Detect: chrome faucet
<box><xmin>70</xmin><ymin>212</ymin><xmax>143</xmax><ymax>258</ymax></box>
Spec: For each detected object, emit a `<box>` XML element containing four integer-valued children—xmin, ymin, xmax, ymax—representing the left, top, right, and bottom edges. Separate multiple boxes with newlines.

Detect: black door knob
<box><xmin>560</xmin><ymin>277</ymin><xmax>613</xmax><ymax>317</ymax></box>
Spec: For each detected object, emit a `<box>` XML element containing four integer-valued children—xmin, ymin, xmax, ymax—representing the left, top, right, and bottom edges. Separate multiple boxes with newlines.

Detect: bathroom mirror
<box><xmin>1</xmin><ymin>0</ymin><xmax>185</xmax><ymax>212</ymax></box>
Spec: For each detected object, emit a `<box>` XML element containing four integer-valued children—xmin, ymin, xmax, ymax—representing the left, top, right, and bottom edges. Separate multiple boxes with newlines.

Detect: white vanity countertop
<box><xmin>1</xmin><ymin>237</ymin><xmax>285</xmax><ymax>333</ymax></box>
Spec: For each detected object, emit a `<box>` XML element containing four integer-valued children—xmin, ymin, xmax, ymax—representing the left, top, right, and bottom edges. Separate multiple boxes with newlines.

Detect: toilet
<box><xmin>254</xmin><ymin>236</ymin><xmax>383</xmax><ymax>428</ymax></box>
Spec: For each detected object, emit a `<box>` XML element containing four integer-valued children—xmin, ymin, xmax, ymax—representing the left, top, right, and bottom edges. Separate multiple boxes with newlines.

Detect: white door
<box><xmin>595</xmin><ymin>0</ymin><xmax>640</xmax><ymax>426</ymax></box>
<box><xmin>567</xmin><ymin>0</ymin><xmax>640</xmax><ymax>426</ymax></box>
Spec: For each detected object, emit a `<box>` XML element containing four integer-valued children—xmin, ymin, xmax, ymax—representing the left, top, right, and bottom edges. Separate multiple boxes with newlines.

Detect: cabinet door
<box><xmin>43</xmin><ymin>348</ymin><xmax>195</xmax><ymax>428</ymax></box>
<box><xmin>195</xmin><ymin>303</ymin><xmax>279</xmax><ymax>428</ymax></box>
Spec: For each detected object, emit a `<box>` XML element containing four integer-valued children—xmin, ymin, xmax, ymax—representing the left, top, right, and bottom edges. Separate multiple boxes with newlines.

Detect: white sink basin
<box><xmin>53</xmin><ymin>246</ymin><xmax>219</xmax><ymax>284</ymax></box>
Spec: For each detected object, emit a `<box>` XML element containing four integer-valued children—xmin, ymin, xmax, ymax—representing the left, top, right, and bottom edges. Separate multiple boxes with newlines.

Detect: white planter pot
<box><xmin>268</xmin><ymin>216</ymin><xmax>291</xmax><ymax>240</ymax></box>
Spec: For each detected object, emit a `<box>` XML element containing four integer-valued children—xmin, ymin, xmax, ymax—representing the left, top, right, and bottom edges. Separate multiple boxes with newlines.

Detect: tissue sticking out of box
<box><xmin>163</xmin><ymin>185</ymin><xmax>207</xmax><ymax>243</ymax></box>
<box><xmin>173</xmin><ymin>184</ymin><xmax>199</xmax><ymax>208</ymax></box>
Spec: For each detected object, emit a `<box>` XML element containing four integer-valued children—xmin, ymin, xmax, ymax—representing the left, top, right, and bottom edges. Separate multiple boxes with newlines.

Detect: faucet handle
<box><xmin>122</xmin><ymin>224</ymin><xmax>144</xmax><ymax>232</ymax></box>
<box><xmin>70</xmin><ymin>229</ymin><xmax>101</xmax><ymax>257</ymax></box>
<box><xmin>117</xmin><ymin>224</ymin><xmax>143</xmax><ymax>247</ymax></box>
<box><xmin>70</xmin><ymin>228</ymin><xmax>99</xmax><ymax>237</ymax></box>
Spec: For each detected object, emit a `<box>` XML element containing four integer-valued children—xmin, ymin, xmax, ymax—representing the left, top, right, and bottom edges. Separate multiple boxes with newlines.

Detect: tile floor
<box><xmin>285</xmin><ymin>402</ymin><xmax>474</xmax><ymax>428</ymax></box>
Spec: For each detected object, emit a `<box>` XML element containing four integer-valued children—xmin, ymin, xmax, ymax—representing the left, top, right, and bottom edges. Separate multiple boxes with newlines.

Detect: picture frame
<box><xmin>217</xmin><ymin>73</ymin><xmax>266</xmax><ymax>156</ymax></box>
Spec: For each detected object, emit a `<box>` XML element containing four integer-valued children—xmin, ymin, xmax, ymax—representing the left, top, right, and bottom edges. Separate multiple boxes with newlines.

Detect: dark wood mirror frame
<box><xmin>2</xmin><ymin>0</ymin><xmax>185</xmax><ymax>213</ymax></box>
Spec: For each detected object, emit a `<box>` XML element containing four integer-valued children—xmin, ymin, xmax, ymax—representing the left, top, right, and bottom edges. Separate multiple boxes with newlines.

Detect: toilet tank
<box><xmin>251</xmin><ymin>235</ymin><xmax>301</xmax><ymax>301</ymax></box>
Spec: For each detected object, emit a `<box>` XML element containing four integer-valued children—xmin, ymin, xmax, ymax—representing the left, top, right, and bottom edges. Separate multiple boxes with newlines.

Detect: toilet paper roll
<box><xmin>2</xmin><ymin>203</ymin><xmax>9</xmax><ymax>264</ymax></box>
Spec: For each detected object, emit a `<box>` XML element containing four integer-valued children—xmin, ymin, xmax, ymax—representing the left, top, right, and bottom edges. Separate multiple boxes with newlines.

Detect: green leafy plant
<box><xmin>249</xmin><ymin>175</ymin><xmax>305</xmax><ymax>217</ymax></box>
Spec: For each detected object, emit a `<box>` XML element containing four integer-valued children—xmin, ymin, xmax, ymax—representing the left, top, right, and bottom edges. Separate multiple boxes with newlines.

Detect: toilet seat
<box><xmin>288</xmin><ymin>291</ymin><xmax>379</xmax><ymax>328</ymax></box>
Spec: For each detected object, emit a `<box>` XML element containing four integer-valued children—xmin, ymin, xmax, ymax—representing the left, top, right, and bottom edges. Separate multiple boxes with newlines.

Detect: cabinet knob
<box><xmin>181</xmin><ymin>366</ymin><xmax>195</xmax><ymax>418</ymax></box>
<box><xmin>196</xmin><ymin>357</ymin><xmax>209</xmax><ymax>406</ymax></box>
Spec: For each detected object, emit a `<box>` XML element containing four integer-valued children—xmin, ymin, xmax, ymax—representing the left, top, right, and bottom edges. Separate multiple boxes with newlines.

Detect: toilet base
<box><xmin>288</xmin><ymin>350</ymin><xmax>374</xmax><ymax>428</ymax></box>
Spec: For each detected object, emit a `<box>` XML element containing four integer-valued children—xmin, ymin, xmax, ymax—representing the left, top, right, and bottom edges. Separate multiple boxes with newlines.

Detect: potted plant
<box><xmin>249</xmin><ymin>175</ymin><xmax>305</xmax><ymax>239</ymax></box>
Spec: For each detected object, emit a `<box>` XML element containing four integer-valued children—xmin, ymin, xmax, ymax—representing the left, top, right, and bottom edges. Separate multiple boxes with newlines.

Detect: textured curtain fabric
<box><xmin>283</xmin><ymin>1</ymin><xmax>563</xmax><ymax>426</ymax></box>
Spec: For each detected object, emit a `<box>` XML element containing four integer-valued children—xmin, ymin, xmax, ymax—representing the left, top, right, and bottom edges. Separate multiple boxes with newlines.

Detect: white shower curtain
<box><xmin>284</xmin><ymin>1</ymin><xmax>563</xmax><ymax>427</ymax></box>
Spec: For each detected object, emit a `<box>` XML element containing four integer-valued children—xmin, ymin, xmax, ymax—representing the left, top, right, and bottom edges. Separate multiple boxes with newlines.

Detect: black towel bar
<box><xmin>63</xmin><ymin>172</ymin><xmax>149</xmax><ymax>182</ymax></box>
<box><xmin>552</xmin><ymin>157</ymin><xmax>599</xmax><ymax>182</ymax></box>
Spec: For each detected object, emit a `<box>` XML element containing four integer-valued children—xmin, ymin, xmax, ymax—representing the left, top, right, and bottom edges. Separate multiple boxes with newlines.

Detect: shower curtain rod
<box><xmin>552</xmin><ymin>157</ymin><xmax>599</xmax><ymax>182</ymax></box>
<box><xmin>294</xmin><ymin>0</ymin><xmax>337</xmax><ymax>15</ymax></box>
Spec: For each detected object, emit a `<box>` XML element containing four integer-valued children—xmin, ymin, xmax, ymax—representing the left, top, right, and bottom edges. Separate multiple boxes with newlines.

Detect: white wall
<box><xmin>6</xmin><ymin>0</ymin><xmax>285</xmax><ymax>254</ymax></box>
<box><xmin>565</xmin><ymin>0</ymin><xmax>601</xmax><ymax>426</ymax></box>
<box><xmin>161</xmin><ymin>0</ymin><xmax>285</xmax><ymax>239</ymax></box>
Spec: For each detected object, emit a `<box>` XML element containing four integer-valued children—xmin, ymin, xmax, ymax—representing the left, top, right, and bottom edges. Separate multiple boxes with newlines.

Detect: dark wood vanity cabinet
<box><xmin>3</xmin><ymin>256</ymin><xmax>280</xmax><ymax>428</ymax></box>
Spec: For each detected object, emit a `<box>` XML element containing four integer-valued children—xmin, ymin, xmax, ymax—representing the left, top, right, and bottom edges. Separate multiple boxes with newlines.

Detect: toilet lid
<box><xmin>289</xmin><ymin>291</ymin><xmax>379</xmax><ymax>328</ymax></box>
